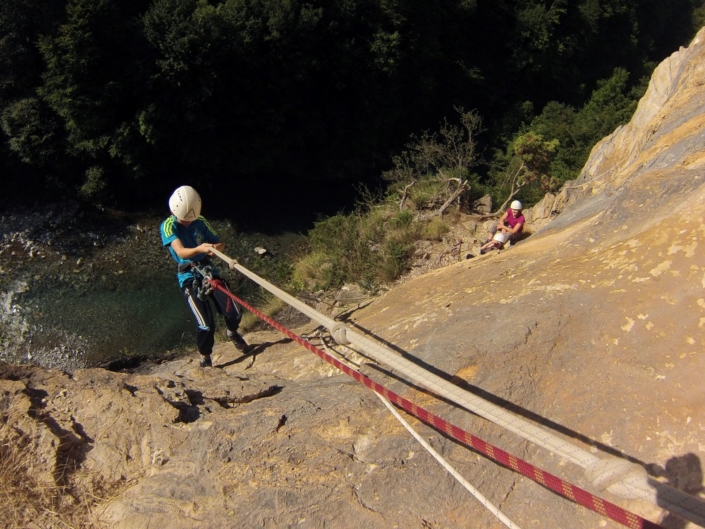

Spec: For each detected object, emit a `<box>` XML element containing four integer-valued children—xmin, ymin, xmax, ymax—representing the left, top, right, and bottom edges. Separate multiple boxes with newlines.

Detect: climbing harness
<box><xmin>208</xmin><ymin>248</ymin><xmax>702</xmax><ymax>528</ymax></box>
<box><xmin>186</xmin><ymin>260</ymin><xmax>215</xmax><ymax>300</ymax></box>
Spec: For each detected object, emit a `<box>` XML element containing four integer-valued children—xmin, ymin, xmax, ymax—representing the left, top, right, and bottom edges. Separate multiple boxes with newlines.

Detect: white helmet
<box><xmin>169</xmin><ymin>186</ymin><xmax>201</xmax><ymax>221</ymax></box>
<box><xmin>510</xmin><ymin>200</ymin><xmax>522</xmax><ymax>210</ymax></box>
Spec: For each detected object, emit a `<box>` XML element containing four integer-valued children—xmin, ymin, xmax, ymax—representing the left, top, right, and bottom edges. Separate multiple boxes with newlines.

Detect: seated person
<box><xmin>480</xmin><ymin>200</ymin><xmax>525</xmax><ymax>254</ymax></box>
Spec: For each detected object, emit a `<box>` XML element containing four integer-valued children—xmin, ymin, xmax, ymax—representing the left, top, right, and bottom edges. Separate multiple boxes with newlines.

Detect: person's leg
<box><xmin>481</xmin><ymin>240</ymin><xmax>503</xmax><ymax>254</ymax></box>
<box><xmin>486</xmin><ymin>223</ymin><xmax>498</xmax><ymax>243</ymax></box>
<box><xmin>183</xmin><ymin>281</ymin><xmax>215</xmax><ymax>365</ymax></box>
<box><xmin>210</xmin><ymin>279</ymin><xmax>249</xmax><ymax>353</ymax></box>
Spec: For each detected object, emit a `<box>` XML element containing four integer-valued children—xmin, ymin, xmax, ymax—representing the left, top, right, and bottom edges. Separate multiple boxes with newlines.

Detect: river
<box><xmin>0</xmin><ymin>203</ymin><xmax>306</xmax><ymax>371</ymax></box>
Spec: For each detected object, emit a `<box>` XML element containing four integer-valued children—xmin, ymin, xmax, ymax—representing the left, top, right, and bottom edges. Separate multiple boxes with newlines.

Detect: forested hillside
<box><xmin>1</xmin><ymin>0</ymin><xmax>703</xmax><ymax>216</ymax></box>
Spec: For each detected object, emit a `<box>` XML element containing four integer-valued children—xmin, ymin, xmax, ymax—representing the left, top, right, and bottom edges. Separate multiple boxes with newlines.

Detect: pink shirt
<box><xmin>506</xmin><ymin>209</ymin><xmax>525</xmax><ymax>231</ymax></box>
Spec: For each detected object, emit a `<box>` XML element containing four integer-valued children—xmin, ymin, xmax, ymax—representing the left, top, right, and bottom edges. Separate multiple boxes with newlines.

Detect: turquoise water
<box><xmin>2</xmin><ymin>228</ymin><xmax>302</xmax><ymax>369</ymax></box>
<box><xmin>31</xmin><ymin>279</ymin><xmax>195</xmax><ymax>365</ymax></box>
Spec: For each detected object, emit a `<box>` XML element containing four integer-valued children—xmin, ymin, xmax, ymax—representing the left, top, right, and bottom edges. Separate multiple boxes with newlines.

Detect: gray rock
<box><xmin>472</xmin><ymin>194</ymin><xmax>493</xmax><ymax>214</ymax></box>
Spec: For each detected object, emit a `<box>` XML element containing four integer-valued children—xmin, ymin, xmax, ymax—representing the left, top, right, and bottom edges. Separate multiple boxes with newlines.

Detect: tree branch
<box><xmin>399</xmin><ymin>180</ymin><xmax>415</xmax><ymax>211</ymax></box>
<box><xmin>431</xmin><ymin>176</ymin><xmax>469</xmax><ymax>218</ymax></box>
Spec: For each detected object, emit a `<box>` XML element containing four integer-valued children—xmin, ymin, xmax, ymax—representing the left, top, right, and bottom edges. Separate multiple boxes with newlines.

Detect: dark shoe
<box><xmin>228</xmin><ymin>331</ymin><xmax>250</xmax><ymax>353</ymax></box>
<box><xmin>199</xmin><ymin>354</ymin><xmax>212</xmax><ymax>368</ymax></box>
<box><xmin>480</xmin><ymin>248</ymin><xmax>486</xmax><ymax>255</ymax></box>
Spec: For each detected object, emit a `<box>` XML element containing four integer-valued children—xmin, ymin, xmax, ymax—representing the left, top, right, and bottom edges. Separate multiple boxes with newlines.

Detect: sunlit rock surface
<box><xmin>2</xmin><ymin>27</ymin><xmax>705</xmax><ymax>529</ymax></box>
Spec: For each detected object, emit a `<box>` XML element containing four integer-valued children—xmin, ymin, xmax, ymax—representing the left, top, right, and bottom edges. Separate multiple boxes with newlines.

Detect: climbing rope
<box><xmin>318</xmin><ymin>335</ymin><xmax>523</xmax><ymax>529</ymax></box>
<box><xmin>377</xmin><ymin>393</ymin><xmax>524</xmax><ymax>529</ymax></box>
<box><xmin>209</xmin><ymin>278</ymin><xmax>665</xmax><ymax>529</ymax></box>
<box><xmin>208</xmin><ymin>249</ymin><xmax>705</xmax><ymax>526</ymax></box>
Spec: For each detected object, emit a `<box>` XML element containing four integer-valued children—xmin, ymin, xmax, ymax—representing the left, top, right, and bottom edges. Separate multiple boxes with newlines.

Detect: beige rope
<box><xmin>210</xmin><ymin>248</ymin><xmax>705</xmax><ymax>525</ymax></box>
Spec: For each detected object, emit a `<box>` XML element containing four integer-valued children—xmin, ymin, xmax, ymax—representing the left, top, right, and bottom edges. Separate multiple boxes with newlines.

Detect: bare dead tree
<box><xmin>399</xmin><ymin>180</ymin><xmax>415</xmax><ymax>211</ymax></box>
<box><xmin>417</xmin><ymin>177</ymin><xmax>470</xmax><ymax>220</ymax></box>
<box><xmin>436</xmin><ymin>177</ymin><xmax>469</xmax><ymax>217</ymax></box>
<box><xmin>495</xmin><ymin>161</ymin><xmax>527</xmax><ymax>213</ymax></box>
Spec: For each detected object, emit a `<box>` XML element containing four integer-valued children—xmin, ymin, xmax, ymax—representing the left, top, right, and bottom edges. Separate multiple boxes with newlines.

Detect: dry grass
<box><xmin>423</xmin><ymin>217</ymin><xmax>450</xmax><ymax>241</ymax></box>
<box><xmin>0</xmin><ymin>434</ymin><xmax>109</xmax><ymax>529</ymax></box>
<box><xmin>239</xmin><ymin>293</ymin><xmax>287</xmax><ymax>331</ymax></box>
<box><xmin>290</xmin><ymin>251</ymin><xmax>332</xmax><ymax>292</ymax></box>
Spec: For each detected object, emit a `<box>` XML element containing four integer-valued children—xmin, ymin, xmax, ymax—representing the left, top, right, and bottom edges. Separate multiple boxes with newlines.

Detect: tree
<box><xmin>495</xmin><ymin>132</ymin><xmax>559</xmax><ymax>213</ymax></box>
<box><xmin>0</xmin><ymin>0</ymin><xmax>69</xmax><ymax>203</ymax></box>
<box><xmin>1</xmin><ymin>0</ymin><xmax>701</xmax><ymax>210</ymax></box>
<box><xmin>38</xmin><ymin>0</ymin><xmax>150</xmax><ymax>199</ymax></box>
<box><xmin>0</xmin><ymin>0</ymin><xmax>65</xmax><ymax>108</ymax></box>
<box><xmin>527</xmin><ymin>67</ymin><xmax>644</xmax><ymax>185</ymax></box>
<box><xmin>382</xmin><ymin>108</ymin><xmax>481</xmax><ymax>215</ymax></box>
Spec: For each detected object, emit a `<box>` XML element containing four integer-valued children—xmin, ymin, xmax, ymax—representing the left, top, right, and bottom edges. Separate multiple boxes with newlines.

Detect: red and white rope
<box><xmin>211</xmin><ymin>279</ymin><xmax>665</xmax><ymax>529</ymax></box>
<box><xmin>209</xmin><ymin>248</ymin><xmax>705</xmax><ymax>526</ymax></box>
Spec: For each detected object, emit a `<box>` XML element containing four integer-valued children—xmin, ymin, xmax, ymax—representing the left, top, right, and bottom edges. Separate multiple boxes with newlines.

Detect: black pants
<box><xmin>183</xmin><ymin>278</ymin><xmax>242</xmax><ymax>355</ymax></box>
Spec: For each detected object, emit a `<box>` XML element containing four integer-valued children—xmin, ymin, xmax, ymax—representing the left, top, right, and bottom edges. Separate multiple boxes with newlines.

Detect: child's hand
<box><xmin>199</xmin><ymin>243</ymin><xmax>215</xmax><ymax>255</ymax></box>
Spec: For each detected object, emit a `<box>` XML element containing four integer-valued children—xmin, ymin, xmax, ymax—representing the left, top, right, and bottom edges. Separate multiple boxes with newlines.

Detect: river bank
<box><xmin>0</xmin><ymin>202</ymin><xmax>304</xmax><ymax>371</ymax></box>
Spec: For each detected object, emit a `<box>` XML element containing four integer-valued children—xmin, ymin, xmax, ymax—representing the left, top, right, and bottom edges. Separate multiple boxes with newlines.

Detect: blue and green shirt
<box><xmin>160</xmin><ymin>215</ymin><xmax>221</xmax><ymax>287</ymax></box>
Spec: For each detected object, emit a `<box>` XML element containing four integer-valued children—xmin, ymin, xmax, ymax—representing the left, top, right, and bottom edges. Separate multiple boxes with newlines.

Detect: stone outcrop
<box><xmin>525</xmin><ymin>26</ymin><xmax>705</xmax><ymax>235</ymax></box>
<box><xmin>3</xmin><ymin>27</ymin><xmax>705</xmax><ymax>529</ymax></box>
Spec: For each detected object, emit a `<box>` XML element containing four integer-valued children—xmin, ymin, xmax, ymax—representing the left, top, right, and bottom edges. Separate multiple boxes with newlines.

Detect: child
<box><xmin>160</xmin><ymin>185</ymin><xmax>249</xmax><ymax>367</ymax></box>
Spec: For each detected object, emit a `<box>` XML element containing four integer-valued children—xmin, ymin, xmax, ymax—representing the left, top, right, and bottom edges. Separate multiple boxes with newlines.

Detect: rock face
<box><xmin>3</xmin><ymin>28</ymin><xmax>705</xmax><ymax>529</ymax></box>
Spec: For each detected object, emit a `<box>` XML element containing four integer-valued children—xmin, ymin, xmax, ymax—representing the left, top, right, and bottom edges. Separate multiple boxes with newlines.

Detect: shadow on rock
<box><xmin>216</xmin><ymin>337</ymin><xmax>292</xmax><ymax>369</ymax></box>
<box><xmin>349</xmin><ymin>321</ymin><xmax>657</xmax><ymax>473</ymax></box>
<box><xmin>24</xmin><ymin>385</ymin><xmax>94</xmax><ymax>487</ymax></box>
<box><xmin>658</xmin><ymin>453</ymin><xmax>704</xmax><ymax>529</ymax></box>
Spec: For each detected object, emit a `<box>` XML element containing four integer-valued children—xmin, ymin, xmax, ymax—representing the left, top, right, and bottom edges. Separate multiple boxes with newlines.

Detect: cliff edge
<box><xmin>2</xmin><ymin>28</ymin><xmax>705</xmax><ymax>529</ymax></box>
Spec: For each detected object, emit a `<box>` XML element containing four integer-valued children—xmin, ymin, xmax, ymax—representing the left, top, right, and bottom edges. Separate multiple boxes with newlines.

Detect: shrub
<box><xmin>423</xmin><ymin>217</ymin><xmax>450</xmax><ymax>241</ymax></box>
<box><xmin>407</xmin><ymin>178</ymin><xmax>450</xmax><ymax>210</ymax></box>
<box><xmin>390</xmin><ymin>209</ymin><xmax>414</xmax><ymax>229</ymax></box>
<box><xmin>289</xmin><ymin>108</ymin><xmax>486</xmax><ymax>292</ymax></box>
<box><xmin>293</xmin><ymin>202</ymin><xmax>427</xmax><ymax>290</ymax></box>
<box><xmin>380</xmin><ymin>237</ymin><xmax>413</xmax><ymax>282</ymax></box>
<box><xmin>291</xmin><ymin>250</ymin><xmax>335</xmax><ymax>292</ymax></box>
<box><xmin>79</xmin><ymin>165</ymin><xmax>108</xmax><ymax>200</ymax></box>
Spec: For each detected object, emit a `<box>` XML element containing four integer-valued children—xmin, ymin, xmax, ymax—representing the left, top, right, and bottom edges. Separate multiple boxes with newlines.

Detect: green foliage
<box><xmin>406</xmin><ymin>179</ymin><xmax>450</xmax><ymax>211</ymax></box>
<box><xmin>291</xmin><ymin>251</ymin><xmax>333</xmax><ymax>292</ymax></box>
<box><xmin>79</xmin><ymin>165</ymin><xmax>107</xmax><ymax>199</ymax></box>
<box><xmin>390</xmin><ymin>209</ymin><xmax>414</xmax><ymax>229</ymax></box>
<box><xmin>532</xmin><ymin>67</ymin><xmax>644</xmax><ymax>183</ymax></box>
<box><xmin>0</xmin><ymin>0</ymin><xmax>701</xmax><ymax>211</ymax></box>
<box><xmin>38</xmin><ymin>0</ymin><xmax>148</xmax><ymax>154</ymax></box>
<box><xmin>487</xmin><ymin>67</ymin><xmax>647</xmax><ymax>208</ymax></box>
<box><xmin>292</xmin><ymin>202</ymin><xmax>431</xmax><ymax>290</ymax></box>
<box><xmin>291</xmin><ymin>108</ymin><xmax>468</xmax><ymax>292</ymax></box>
<box><xmin>514</xmin><ymin>133</ymin><xmax>559</xmax><ymax>190</ymax></box>
<box><xmin>379</xmin><ymin>236</ymin><xmax>413</xmax><ymax>283</ymax></box>
<box><xmin>1</xmin><ymin>98</ymin><xmax>60</xmax><ymax>165</ymax></box>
